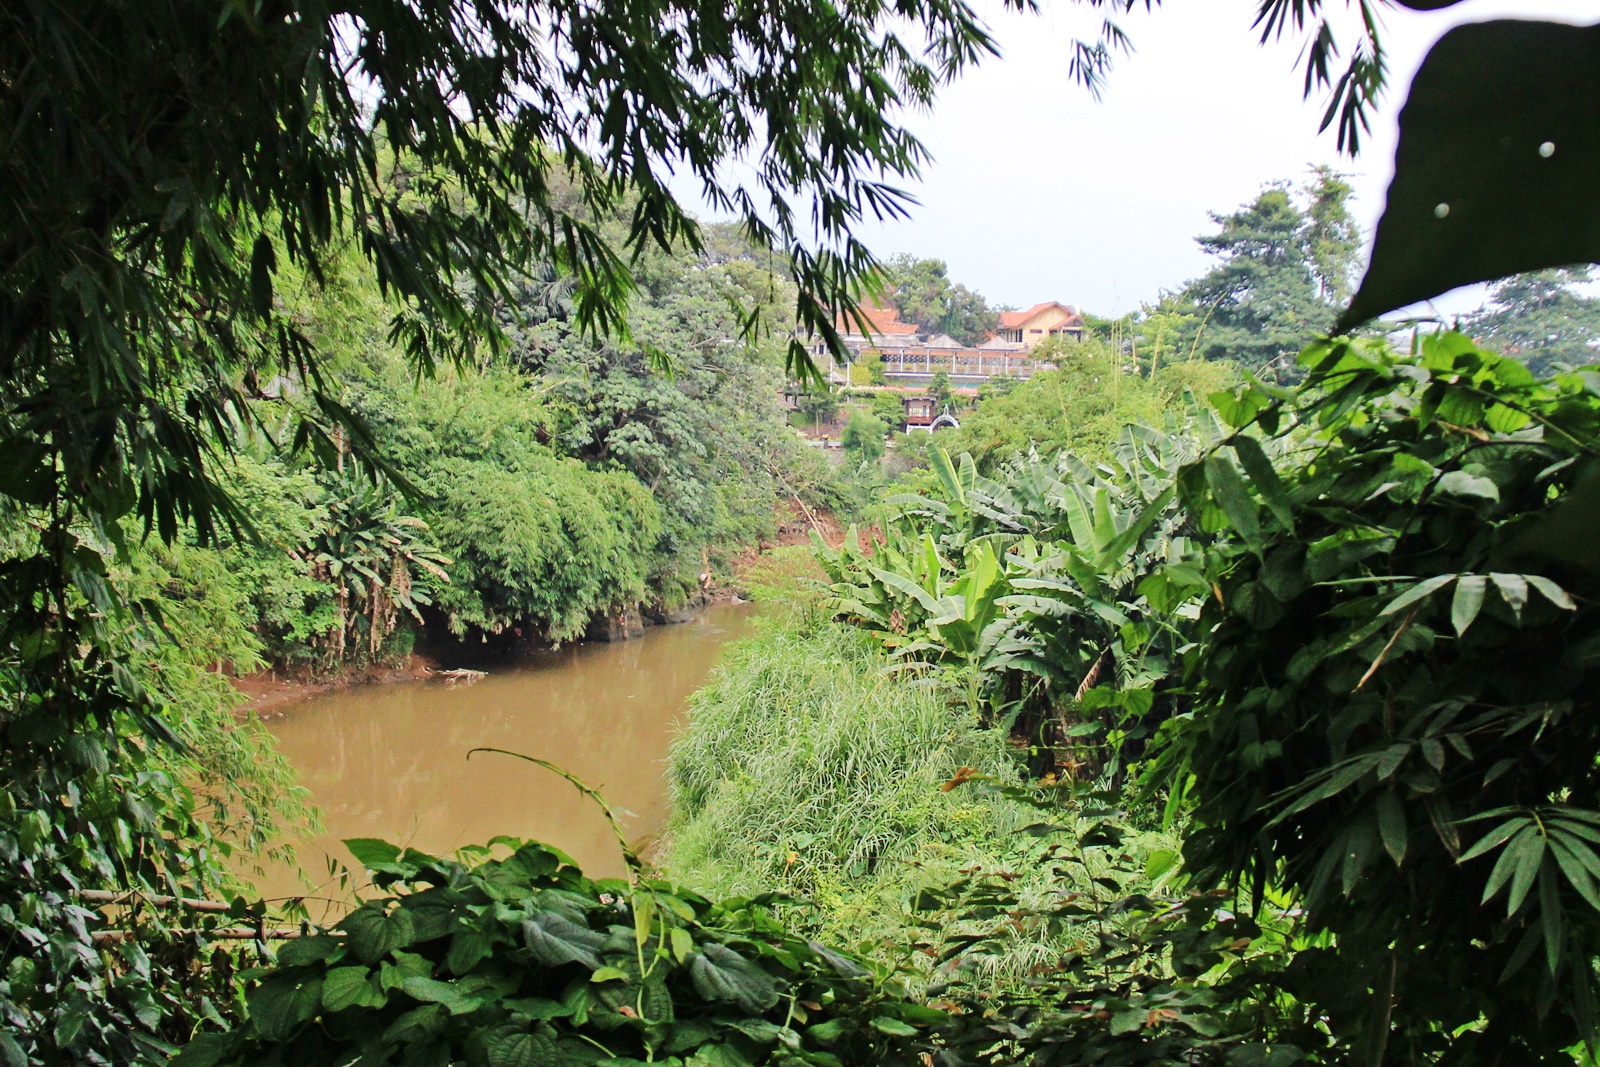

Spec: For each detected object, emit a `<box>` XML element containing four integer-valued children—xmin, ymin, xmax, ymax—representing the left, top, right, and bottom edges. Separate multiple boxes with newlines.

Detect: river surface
<box><xmin>258</xmin><ymin>604</ymin><xmax>755</xmax><ymax>902</ymax></box>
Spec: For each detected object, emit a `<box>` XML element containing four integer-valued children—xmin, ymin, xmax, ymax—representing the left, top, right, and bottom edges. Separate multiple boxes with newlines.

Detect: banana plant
<box><xmin>309</xmin><ymin>471</ymin><xmax>451</xmax><ymax>663</ymax></box>
<box><xmin>816</xmin><ymin>426</ymin><xmax>1215</xmax><ymax>772</ymax></box>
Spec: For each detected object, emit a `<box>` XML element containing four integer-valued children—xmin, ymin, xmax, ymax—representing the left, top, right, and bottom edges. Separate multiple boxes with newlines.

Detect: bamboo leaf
<box><xmin>1505</xmin><ymin>830</ymin><xmax>1547</xmax><ymax>916</ymax></box>
<box><xmin>1268</xmin><ymin>755</ymin><xmax>1380</xmax><ymax>827</ymax></box>
<box><xmin>1549</xmin><ymin>837</ymin><xmax>1600</xmax><ymax>913</ymax></box>
<box><xmin>1462</xmin><ymin>816</ymin><xmax>1529</xmax><ymax>863</ymax></box>
<box><xmin>1541</xmin><ymin>856</ymin><xmax>1564</xmax><ymax>975</ymax></box>
<box><xmin>1382</xmin><ymin>573</ymin><xmax>1456</xmax><ymax>617</ymax></box>
<box><xmin>1376</xmin><ymin>788</ymin><xmax>1408</xmax><ymax>865</ymax></box>
<box><xmin>1376</xmin><ymin>743</ymin><xmax>1410</xmax><ymax>781</ymax></box>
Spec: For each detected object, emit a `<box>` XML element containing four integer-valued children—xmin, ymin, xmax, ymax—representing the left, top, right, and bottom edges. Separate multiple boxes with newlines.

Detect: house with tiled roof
<box><xmin>809</xmin><ymin>297</ymin><xmax>1077</xmax><ymax>386</ymax></box>
<box><xmin>995</xmin><ymin>302</ymin><xmax>1084</xmax><ymax>348</ymax></box>
<box><xmin>833</xmin><ymin>301</ymin><xmax>918</xmax><ymax>337</ymax></box>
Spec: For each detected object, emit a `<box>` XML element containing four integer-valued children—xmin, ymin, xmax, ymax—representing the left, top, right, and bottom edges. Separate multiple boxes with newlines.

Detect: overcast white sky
<box><xmin>823</xmin><ymin>0</ymin><xmax>1596</xmax><ymax>317</ymax></box>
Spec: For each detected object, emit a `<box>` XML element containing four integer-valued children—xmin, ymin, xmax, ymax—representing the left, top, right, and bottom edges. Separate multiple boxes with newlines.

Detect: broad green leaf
<box><xmin>447</xmin><ymin>929</ymin><xmax>492</xmax><ymax>976</ymax></box>
<box><xmin>343</xmin><ymin>838</ymin><xmax>403</xmax><ymax>869</ymax></box>
<box><xmin>1060</xmin><ymin>486</ymin><xmax>1097</xmax><ymax>553</ymax></box>
<box><xmin>1451</xmin><ymin>574</ymin><xmax>1486</xmax><ymax>636</ymax></box>
<box><xmin>274</xmin><ymin>935</ymin><xmax>345</xmax><ymax>968</ymax></box>
<box><xmin>521</xmin><ymin>912</ymin><xmax>605</xmax><ymax>970</ymax></box>
<box><xmin>868</xmin><ymin>566</ymin><xmax>940</xmax><ymax>614</ymax></box>
<box><xmin>1109</xmin><ymin>1009</ymin><xmax>1147</xmax><ymax>1036</ymax></box>
<box><xmin>247</xmin><ymin>974</ymin><xmax>324</xmax><ymax>1042</ymax></box>
<box><xmin>1341</xmin><ymin>20</ymin><xmax>1600</xmax><ymax>327</ymax></box>
<box><xmin>400</xmin><ymin>976</ymin><xmax>484</xmax><ymax>1015</ymax></box>
<box><xmin>482</xmin><ymin>1027</ymin><xmax>556</xmax><ymax>1067</ymax></box>
<box><xmin>1205</xmin><ymin>453</ymin><xmax>1260</xmax><ymax>548</ymax></box>
<box><xmin>1209</xmin><ymin>386</ymin><xmax>1268</xmax><ymax>429</ymax></box>
<box><xmin>167</xmin><ymin>1034</ymin><xmax>238</xmax><ymax>1067</ymax></box>
<box><xmin>1436</xmin><ymin>470</ymin><xmax>1500</xmax><ymax>504</ymax></box>
<box><xmin>1096</xmin><ymin>484</ymin><xmax>1177</xmax><ymax>566</ymax></box>
<box><xmin>806</xmin><ymin>940</ymin><xmax>870</xmax><ymax>980</ymax></box>
<box><xmin>805</xmin><ymin>1020</ymin><xmax>849</xmax><ymax>1044</ymax></box>
<box><xmin>1231</xmin><ymin>435</ymin><xmax>1294</xmax><ymax>531</ymax></box>
<box><xmin>1224</xmin><ymin>1044</ymin><xmax>1306</xmax><ymax>1067</ymax></box>
<box><xmin>1505</xmin><ymin>471</ymin><xmax>1600</xmax><ymax>573</ymax></box>
<box><xmin>930</xmin><ymin>448</ymin><xmax>964</xmax><ymax>508</ymax></box>
<box><xmin>632</xmin><ymin>890</ymin><xmax>656</xmax><ymax>949</ymax></box>
<box><xmin>669</xmin><ymin>927</ymin><xmax>694</xmax><ymax>964</ymax></box>
<box><xmin>688</xmin><ymin>944</ymin><xmax>779</xmax><ymax>1013</ymax></box>
<box><xmin>688</xmin><ymin>1044</ymin><xmax>754</xmax><ymax>1067</ymax></box>
<box><xmin>321</xmin><ymin>966</ymin><xmax>385</xmax><ymax>1012</ymax></box>
<box><xmin>344</xmin><ymin>904</ymin><xmax>416</xmax><ymax>964</ymax></box>
<box><xmin>1091</xmin><ymin>487</ymin><xmax>1116</xmax><ymax>552</ymax></box>
<box><xmin>870</xmin><ymin>1016</ymin><xmax>919</xmax><ymax>1037</ymax></box>
<box><xmin>1485</xmin><ymin>402</ymin><xmax>1531</xmax><ymax>433</ymax></box>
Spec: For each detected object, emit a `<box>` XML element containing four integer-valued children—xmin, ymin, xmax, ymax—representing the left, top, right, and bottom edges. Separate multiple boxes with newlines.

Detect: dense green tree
<box><xmin>1303</xmin><ymin>166</ymin><xmax>1363</xmax><ymax>303</ymax></box>
<box><xmin>937</xmin><ymin>340</ymin><xmax>1232</xmax><ymax>470</ymax></box>
<box><xmin>881</xmin><ymin>255</ymin><xmax>999</xmax><ymax>346</ymax></box>
<box><xmin>1461</xmin><ymin>269</ymin><xmax>1600</xmax><ymax>376</ymax></box>
<box><xmin>1177</xmin><ymin>174</ymin><xmax>1359</xmax><ymax>375</ymax></box>
<box><xmin>840</xmin><ymin>410</ymin><xmax>889</xmax><ymax>465</ymax></box>
<box><xmin>870</xmin><ymin>391</ymin><xmax>908</xmax><ymax>429</ymax></box>
<box><xmin>508</xmin><ymin>234</ymin><xmax>810</xmax><ymax>600</ymax></box>
<box><xmin>6</xmin><ymin>0</ymin><xmax>1024</xmax><ymax>1040</ymax></box>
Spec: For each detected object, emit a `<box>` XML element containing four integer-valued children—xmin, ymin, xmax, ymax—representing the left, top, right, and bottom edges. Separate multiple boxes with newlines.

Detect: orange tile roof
<box><xmin>836</xmin><ymin>301</ymin><xmax>918</xmax><ymax>336</ymax></box>
<box><xmin>998</xmin><ymin>302</ymin><xmax>1079</xmax><ymax>329</ymax></box>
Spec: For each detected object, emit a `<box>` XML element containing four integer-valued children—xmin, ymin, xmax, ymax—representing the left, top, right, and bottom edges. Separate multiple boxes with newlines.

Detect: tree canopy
<box><xmin>1</xmin><ymin>0</ymin><xmax>1028</xmax><ymax>553</ymax></box>
<box><xmin>880</xmin><ymin>254</ymin><xmax>999</xmax><ymax>346</ymax></box>
<box><xmin>1157</xmin><ymin>171</ymin><xmax>1360</xmax><ymax>375</ymax></box>
<box><xmin>1461</xmin><ymin>269</ymin><xmax>1600</xmax><ymax>377</ymax></box>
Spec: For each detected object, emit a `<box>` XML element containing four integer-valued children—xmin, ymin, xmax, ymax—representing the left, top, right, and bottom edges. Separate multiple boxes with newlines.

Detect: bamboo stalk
<box><xmin>91</xmin><ymin>927</ymin><xmax>305</xmax><ymax>946</ymax></box>
<box><xmin>78</xmin><ymin>889</ymin><xmax>235</xmax><ymax>914</ymax></box>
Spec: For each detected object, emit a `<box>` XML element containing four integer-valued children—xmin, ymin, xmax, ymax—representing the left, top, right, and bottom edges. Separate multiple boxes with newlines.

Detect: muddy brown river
<box><xmin>258</xmin><ymin>604</ymin><xmax>755</xmax><ymax>902</ymax></box>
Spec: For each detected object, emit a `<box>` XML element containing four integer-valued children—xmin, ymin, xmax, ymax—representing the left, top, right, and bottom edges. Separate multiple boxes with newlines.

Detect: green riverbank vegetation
<box><xmin>663</xmin><ymin>332</ymin><xmax>1600</xmax><ymax>1063</ymax></box>
<box><xmin>12</xmin><ymin>2</ymin><xmax>1600</xmax><ymax>1065</ymax></box>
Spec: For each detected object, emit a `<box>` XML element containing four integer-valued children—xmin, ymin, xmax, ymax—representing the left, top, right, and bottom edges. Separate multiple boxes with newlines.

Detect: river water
<box><xmin>258</xmin><ymin>604</ymin><xmax>755</xmax><ymax>901</ymax></box>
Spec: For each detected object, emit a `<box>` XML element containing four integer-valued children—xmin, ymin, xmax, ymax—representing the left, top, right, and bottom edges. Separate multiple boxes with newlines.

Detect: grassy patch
<box><xmin>660</xmin><ymin>592</ymin><xmax>1176</xmax><ymax>987</ymax></box>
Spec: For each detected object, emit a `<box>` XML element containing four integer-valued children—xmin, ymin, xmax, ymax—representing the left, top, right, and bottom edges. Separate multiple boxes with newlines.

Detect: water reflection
<box><xmin>260</xmin><ymin>604</ymin><xmax>754</xmax><ymax>898</ymax></box>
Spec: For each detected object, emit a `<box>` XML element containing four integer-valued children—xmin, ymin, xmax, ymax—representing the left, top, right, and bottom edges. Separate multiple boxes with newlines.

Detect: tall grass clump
<box><xmin>661</xmin><ymin>594</ymin><xmax>1177</xmax><ymax>989</ymax></box>
<box><xmin>663</xmin><ymin>604</ymin><xmax>1021</xmax><ymax>898</ymax></box>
